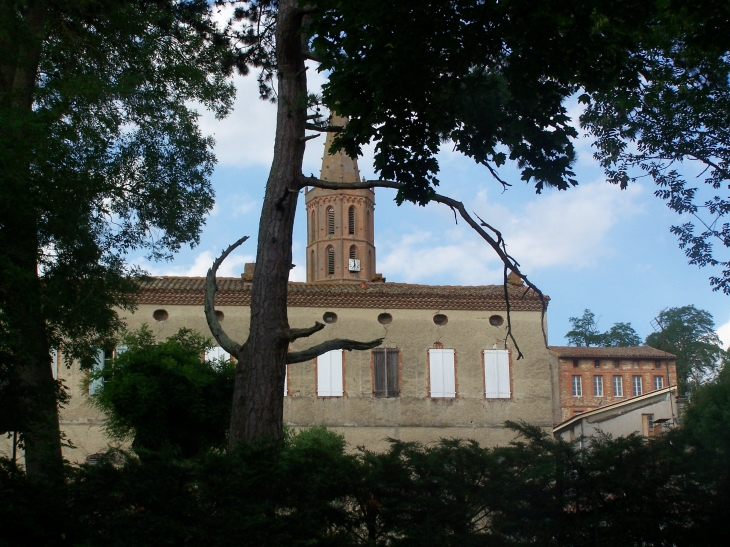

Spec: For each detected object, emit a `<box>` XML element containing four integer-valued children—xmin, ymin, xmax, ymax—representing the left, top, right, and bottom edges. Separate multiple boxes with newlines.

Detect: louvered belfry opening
<box><xmin>373</xmin><ymin>348</ymin><xmax>399</xmax><ymax>397</ymax></box>
<box><xmin>348</xmin><ymin>206</ymin><xmax>355</xmax><ymax>235</ymax></box>
<box><xmin>327</xmin><ymin>246</ymin><xmax>335</xmax><ymax>275</ymax></box>
<box><xmin>327</xmin><ymin>207</ymin><xmax>335</xmax><ymax>235</ymax></box>
<box><xmin>349</xmin><ymin>245</ymin><xmax>356</xmax><ymax>259</ymax></box>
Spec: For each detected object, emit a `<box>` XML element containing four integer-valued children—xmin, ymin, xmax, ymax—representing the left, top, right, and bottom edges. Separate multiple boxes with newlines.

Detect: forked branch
<box><xmin>288</xmin><ymin>337</ymin><xmax>384</xmax><ymax>364</ymax></box>
<box><xmin>204</xmin><ymin>235</ymin><xmax>249</xmax><ymax>356</ymax></box>
<box><xmin>299</xmin><ymin>175</ymin><xmax>550</xmax><ymax>357</ymax></box>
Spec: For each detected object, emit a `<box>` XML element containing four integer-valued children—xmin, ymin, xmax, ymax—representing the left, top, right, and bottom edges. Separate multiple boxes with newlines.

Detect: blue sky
<box><xmin>133</xmin><ymin>67</ymin><xmax>730</xmax><ymax>348</ymax></box>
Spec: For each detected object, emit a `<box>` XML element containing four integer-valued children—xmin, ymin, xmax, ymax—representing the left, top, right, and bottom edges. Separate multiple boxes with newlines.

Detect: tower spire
<box><xmin>305</xmin><ymin>114</ymin><xmax>376</xmax><ymax>283</ymax></box>
<box><xmin>320</xmin><ymin>114</ymin><xmax>361</xmax><ymax>183</ymax></box>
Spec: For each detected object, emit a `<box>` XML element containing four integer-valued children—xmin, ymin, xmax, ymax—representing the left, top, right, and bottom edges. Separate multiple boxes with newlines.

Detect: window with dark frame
<box><xmin>373</xmin><ymin>348</ymin><xmax>399</xmax><ymax>397</ymax></box>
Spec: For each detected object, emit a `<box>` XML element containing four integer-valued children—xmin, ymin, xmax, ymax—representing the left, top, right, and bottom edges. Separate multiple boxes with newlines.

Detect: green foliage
<box><xmin>580</xmin><ymin>0</ymin><xmax>730</xmax><ymax>293</ymax></box>
<box><xmin>645</xmin><ymin>305</ymin><xmax>727</xmax><ymax>392</ymax></box>
<box><xmin>309</xmin><ymin>0</ymin><xmax>660</xmax><ymax>204</ymax></box>
<box><xmin>566</xmin><ymin>309</ymin><xmax>641</xmax><ymax>347</ymax></box>
<box><xmin>89</xmin><ymin>326</ymin><xmax>234</xmax><ymax>458</ymax></box>
<box><xmin>2</xmin><ymin>420</ymin><xmax>730</xmax><ymax>546</ymax></box>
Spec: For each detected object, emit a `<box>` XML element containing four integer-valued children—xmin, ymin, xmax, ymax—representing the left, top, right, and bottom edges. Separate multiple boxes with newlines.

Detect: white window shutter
<box><xmin>284</xmin><ymin>365</ymin><xmax>288</xmax><ymax>396</ymax></box>
<box><xmin>484</xmin><ymin>350</ymin><xmax>499</xmax><ymax>398</ymax></box>
<box><xmin>50</xmin><ymin>348</ymin><xmax>58</xmax><ymax>380</ymax></box>
<box><xmin>429</xmin><ymin>349</ymin><xmax>455</xmax><ymax>398</ymax></box>
<box><xmin>205</xmin><ymin>346</ymin><xmax>230</xmax><ymax>362</ymax></box>
<box><xmin>429</xmin><ymin>349</ymin><xmax>444</xmax><ymax>397</ymax></box>
<box><xmin>317</xmin><ymin>350</ymin><xmax>343</xmax><ymax>396</ymax></box>
<box><xmin>442</xmin><ymin>349</ymin><xmax>456</xmax><ymax>398</ymax></box>
<box><xmin>497</xmin><ymin>350</ymin><xmax>511</xmax><ymax>398</ymax></box>
<box><xmin>485</xmin><ymin>350</ymin><xmax>510</xmax><ymax>399</ymax></box>
<box><xmin>330</xmin><ymin>350</ymin><xmax>343</xmax><ymax>396</ymax></box>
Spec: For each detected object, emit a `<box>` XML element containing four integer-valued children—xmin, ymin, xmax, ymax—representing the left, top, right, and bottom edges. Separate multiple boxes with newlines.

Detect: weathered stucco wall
<box><xmin>1</xmin><ymin>302</ymin><xmax>553</xmax><ymax>464</ymax></box>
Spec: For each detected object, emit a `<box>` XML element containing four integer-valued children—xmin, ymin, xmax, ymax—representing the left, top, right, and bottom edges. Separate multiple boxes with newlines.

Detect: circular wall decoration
<box><xmin>215</xmin><ymin>310</ymin><xmax>225</xmax><ymax>322</ymax></box>
<box><xmin>323</xmin><ymin>311</ymin><xmax>338</xmax><ymax>324</ymax></box>
<box><xmin>489</xmin><ymin>314</ymin><xmax>504</xmax><ymax>326</ymax></box>
<box><xmin>433</xmin><ymin>314</ymin><xmax>448</xmax><ymax>326</ymax></box>
<box><xmin>153</xmin><ymin>309</ymin><xmax>169</xmax><ymax>322</ymax></box>
<box><xmin>377</xmin><ymin>312</ymin><xmax>393</xmax><ymax>325</ymax></box>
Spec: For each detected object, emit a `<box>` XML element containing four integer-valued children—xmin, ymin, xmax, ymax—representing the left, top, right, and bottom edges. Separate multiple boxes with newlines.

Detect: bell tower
<box><xmin>305</xmin><ymin>115</ymin><xmax>376</xmax><ymax>283</ymax></box>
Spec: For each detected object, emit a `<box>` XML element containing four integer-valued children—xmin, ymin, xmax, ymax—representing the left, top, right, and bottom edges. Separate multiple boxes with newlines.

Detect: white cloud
<box><xmin>717</xmin><ymin>318</ymin><xmax>730</xmax><ymax>349</ymax></box>
<box><xmin>139</xmin><ymin>249</ymin><xmax>254</xmax><ymax>278</ymax></box>
<box><xmin>377</xmin><ymin>180</ymin><xmax>645</xmax><ymax>285</ymax></box>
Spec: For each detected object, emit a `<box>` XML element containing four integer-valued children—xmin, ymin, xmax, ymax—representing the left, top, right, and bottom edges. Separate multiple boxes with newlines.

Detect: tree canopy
<box><xmin>565</xmin><ymin>309</ymin><xmax>642</xmax><ymax>347</ymax></box>
<box><xmin>645</xmin><ymin>305</ymin><xmax>727</xmax><ymax>393</ymax></box>
<box><xmin>89</xmin><ymin>326</ymin><xmax>234</xmax><ymax>459</ymax></box>
<box><xmin>0</xmin><ymin>0</ymin><xmax>234</xmax><ymax>475</ymax></box>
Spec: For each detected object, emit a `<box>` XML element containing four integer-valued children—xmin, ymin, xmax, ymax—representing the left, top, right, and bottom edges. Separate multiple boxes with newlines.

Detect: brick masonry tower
<box><xmin>305</xmin><ymin>115</ymin><xmax>376</xmax><ymax>283</ymax></box>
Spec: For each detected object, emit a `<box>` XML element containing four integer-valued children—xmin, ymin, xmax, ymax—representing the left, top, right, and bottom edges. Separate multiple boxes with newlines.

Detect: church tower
<box><xmin>305</xmin><ymin>115</ymin><xmax>376</xmax><ymax>283</ymax></box>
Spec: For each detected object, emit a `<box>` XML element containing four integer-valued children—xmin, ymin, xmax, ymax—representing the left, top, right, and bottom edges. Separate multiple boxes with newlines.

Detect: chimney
<box><xmin>242</xmin><ymin>262</ymin><xmax>255</xmax><ymax>282</ymax></box>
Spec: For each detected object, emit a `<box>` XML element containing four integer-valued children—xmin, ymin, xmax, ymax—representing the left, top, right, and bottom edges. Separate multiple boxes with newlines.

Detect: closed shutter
<box><xmin>373</xmin><ymin>348</ymin><xmax>399</xmax><ymax>397</ymax></box>
<box><xmin>429</xmin><ymin>349</ymin><xmax>455</xmax><ymax>398</ymax></box>
<box><xmin>50</xmin><ymin>348</ymin><xmax>58</xmax><ymax>380</ymax></box>
<box><xmin>318</xmin><ymin>350</ymin><xmax>343</xmax><ymax>396</ymax></box>
<box><xmin>205</xmin><ymin>346</ymin><xmax>230</xmax><ymax>362</ymax></box>
<box><xmin>484</xmin><ymin>350</ymin><xmax>510</xmax><ymax>399</ymax></box>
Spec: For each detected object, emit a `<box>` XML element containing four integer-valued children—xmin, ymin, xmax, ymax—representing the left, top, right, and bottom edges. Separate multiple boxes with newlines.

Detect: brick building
<box><xmin>548</xmin><ymin>345</ymin><xmax>677</xmax><ymax>424</ymax></box>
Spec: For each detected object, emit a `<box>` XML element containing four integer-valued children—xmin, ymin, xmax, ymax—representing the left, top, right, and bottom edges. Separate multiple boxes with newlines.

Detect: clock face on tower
<box><xmin>348</xmin><ymin>258</ymin><xmax>361</xmax><ymax>272</ymax></box>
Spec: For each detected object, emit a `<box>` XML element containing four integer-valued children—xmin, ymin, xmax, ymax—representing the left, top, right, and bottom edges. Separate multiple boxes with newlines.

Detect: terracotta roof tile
<box><xmin>548</xmin><ymin>346</ymin><xmax>676</xmax><ymax>359</ymax></box>
<box><xmin>135</xmin><ymin>277</ymin><xmax>548</xmax><ymax>311</ymax></box>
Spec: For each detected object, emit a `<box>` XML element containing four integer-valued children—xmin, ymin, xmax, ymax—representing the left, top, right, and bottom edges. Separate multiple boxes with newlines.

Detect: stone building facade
<box><xmin>548</xmin><ymin>345</ymin><xmax>677</xmax><ymax>424</ymax></box>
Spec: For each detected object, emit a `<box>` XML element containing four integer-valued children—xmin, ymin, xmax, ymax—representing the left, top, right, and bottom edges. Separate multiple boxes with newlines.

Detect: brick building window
<box><xmin>373</xmin><ymin>348</ymin><xmax>399</xmax><ymax>397</ymax></box>
<box><xmin>572</xmin><ymin>375</ymin><xmax>582</xmax><ymax>397</ymax></box>
<box><xmin>429</xmin><ymin>348</ymin><xmax>456</xmax><ymax>398</ymax></box>
<box><xmin>317</xmin><ymin>350</ymin><xmax>343</xmax><ymax>396</ymax></box>
<box><xmin>327</xmin><ymin>246</ymin><xmax>335</xmax><ymax>275</ymax></box>
<box><xmin>613</xmin><ymin>376</ymin><xmax>623</xmax><ymax>397</ymax></box>
<box><xmin>593</xmin><ymin>375</ymin><xmax>604</xmax><ymax>397</ymax></box>
<box><xmin>327</xmin><ymin>207</ymin><xmax>335</xmax><ymax>235</ymax></box>
<box><xmin>484</xmin><ymin>350</ymin><xmax>510</xmax><ymax>398</ymax></box>
<box><xmin>350</xmin><ymin>245</ymin><xmax>357</xmax><ymax>259</ymax></box>
<box><xmin>632</xmin><ymin>376</ymin><xmax>643</xmax><ymax>396</ymax></box>
<box><xmin>348</xmin><ymin>206</ymin><xmax>355</xmax><ymax>234</ymax></box>
<box><xmin>654</xmin><ymin>376</ymin><xmax>664</xmax><ymax>390</ymax></box>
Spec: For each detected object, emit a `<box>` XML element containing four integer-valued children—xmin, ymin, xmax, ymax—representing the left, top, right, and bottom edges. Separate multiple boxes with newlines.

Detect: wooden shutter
<box><xmin>429</xmin><ymin>349</ymin><xmax>455</xmax><ymax>397</ymax></box>
<box><xmin>386</xmin><ymin>349</ymin><xmax>399</xmax><ymax>397</ymax></box>
<box><xmin>317</xmin><ymin>350</ymin><xmax>343</xmax><ymax>396</ymax></box>
<box><xmin>373</xmin><ymin>348</ymin><xmax>399</xmax><ymax>397</ymax></box>
<box><xmin>484</xmin><ymin>350</ymin><xmax>510</xmax><ymax>399</ymax></box>
<box><xmin>373</xmin><ymin>348</ymin><xmax>386</xmax><ymax>397</ymax></box>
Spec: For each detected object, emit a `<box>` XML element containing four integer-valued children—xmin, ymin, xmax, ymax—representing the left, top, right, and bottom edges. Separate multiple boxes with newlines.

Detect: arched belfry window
<box><xmin>327</xmin><ymin>207</ymin><xmax>335</xmax><ymax>235</ymax></box>
<box><xmin>350</xmin><ymin>245</ymin><xmax>357</xmax><ymax>259</ymax></box>
<box><xmin>348</xmin><ymin>206</ymin><xmax>355</xmax><ymax>235</ymax></box>
<box><xmin>310</xmin><ymin>250</ymin><xmax>315</xmax><ymax>281</ymax></box>
<box><xmin>309</xmin><ymin>211</ymin><xmax>316</xmax><ymax>243</ymax></box>
<box><xmin>327</xmin><ymin>246</ymin><xmax>335</xmax><ymax>275</ymax></box>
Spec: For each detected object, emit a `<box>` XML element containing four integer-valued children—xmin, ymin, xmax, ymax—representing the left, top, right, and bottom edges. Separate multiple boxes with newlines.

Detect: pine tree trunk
<box><xmin>229</xmin><ymin>0</ymin><xmax>307</xmax><ymax>445</ymax></box>
<box><xmin>0</xmin><ymin>1</ymin><xmax>63</xmax><ymax>478</ymax></box>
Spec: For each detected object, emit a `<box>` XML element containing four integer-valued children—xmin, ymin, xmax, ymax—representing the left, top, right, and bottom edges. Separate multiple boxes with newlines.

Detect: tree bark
<box><xmin>0</xmin><ymin>0</ymin><xmax>63</xmax><ymax>477</ymax></box>
<box><xmin>229</xmin><ymin>0</ymin><xmax>308</xmax><ymax>446</ymax></box>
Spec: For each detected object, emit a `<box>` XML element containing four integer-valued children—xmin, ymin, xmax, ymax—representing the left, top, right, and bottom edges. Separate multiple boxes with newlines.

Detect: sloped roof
<box><xmin>548</xmin><ymin>345</ymin><xmax>676</xmax><ymax>359</ymax></box>
<box><xmin>135</xmin><ymin>277</ymin><xmax>548</xmax><ymax>311</ymax></box>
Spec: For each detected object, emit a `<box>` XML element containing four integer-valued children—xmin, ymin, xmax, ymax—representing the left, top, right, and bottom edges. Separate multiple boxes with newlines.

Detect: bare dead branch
<box><xmin>305</xmin><ymin>123</ymin><xmax>344</xmax><ymax>133</ymax></box>
<box><xmin>303</xmin><ymin>48</ymin><xmax>321</xmax><ymax>62</ymax></box>
<box><xmin>300</xmin><ymin>175</ymin><xmax>550</xmax><ymax>353</ymax></box>
<box><xmin>299</xmin><ymin>134</ymin><xmax>320</xmax><ymax>142</ymax></box>
<box><xmin>287</xmin><ymin>337</ymin><xmax>384</xmax><ymax>364</ymax></box>
<box><xmin>205</xmin><ymin>235</ymin><xmax>249</xmax><ymax>356</ymax></box>
<box><xmin>286</xmin><ymin>321</ymin><xmax>325</xmax><ymax>341</ymax></box>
